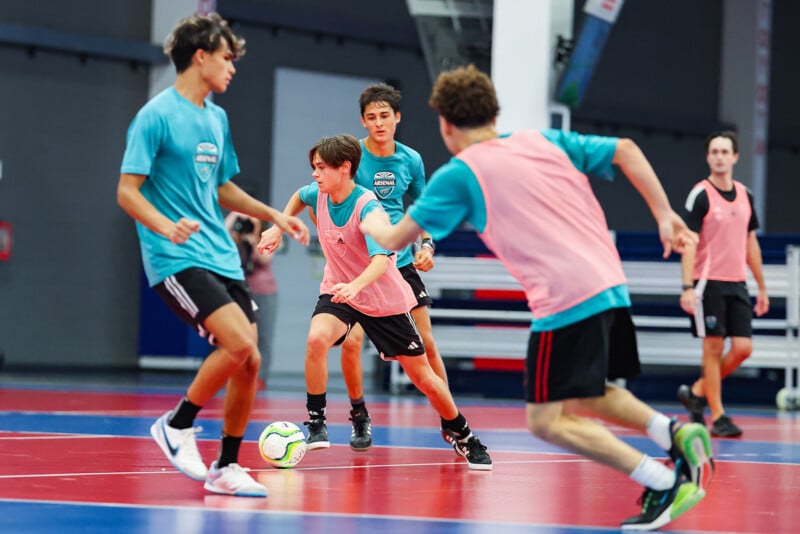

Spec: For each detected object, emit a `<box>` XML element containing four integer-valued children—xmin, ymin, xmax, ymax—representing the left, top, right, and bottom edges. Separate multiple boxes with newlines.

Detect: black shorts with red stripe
<box><xmin>524</xmin><ymin>307</ymin><xmax>641</xmax><ymax>403</ymax></box>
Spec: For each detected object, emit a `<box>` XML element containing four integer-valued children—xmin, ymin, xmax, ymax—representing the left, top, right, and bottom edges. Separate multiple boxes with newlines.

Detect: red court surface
<box><xmin>1</xmin><ymin>383</ymin><xmax>799</xmax><ymax>533</ymax></box>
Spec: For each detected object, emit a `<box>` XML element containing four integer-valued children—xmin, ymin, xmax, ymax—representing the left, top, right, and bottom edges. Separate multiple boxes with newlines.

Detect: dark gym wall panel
<box><xmin>0</xmin><ymin>19</ymin><xmax>151</xmax><ymax>367</ymax></box>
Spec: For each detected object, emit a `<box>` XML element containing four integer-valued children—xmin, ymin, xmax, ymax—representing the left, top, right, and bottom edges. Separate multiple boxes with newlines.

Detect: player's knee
<box><xmin>306</xmin><ymin>331</ymin><xmax>333</xmax><ymax>360</ymax></box>
<box><xmin>403</xmin><ymin>364</ymin><xmax>434</xmax><ymax>393</ymax></box>
<box><xmin>703</xmin><ymin>337</ymin><xmax>725</xmax><ymax>354</ymax></box>
<box><xmin>227</xmin><ymin>336</ymin><xmax>258</xmax><ymax>365</ymax></box>
<box><xmin>525</xmin><ymin>410</ymin><xmax>557</xmax><ymax>441</ymax></box>
<box><xmin>730</xmin><ymin>341</ymin><xmax>753</xmax><ymax>364</ymax></box>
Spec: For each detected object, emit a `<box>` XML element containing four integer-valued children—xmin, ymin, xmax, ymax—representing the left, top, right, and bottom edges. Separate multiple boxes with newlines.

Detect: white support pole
<box><xmin>720</xmin><ymin>0</ymin><xmax>772</xmax><ymax>229</ymax></box>
<box><xmin>491</xmin><ymin>0</ymin><xmax>555</xmax><ymax>131</ymax></box>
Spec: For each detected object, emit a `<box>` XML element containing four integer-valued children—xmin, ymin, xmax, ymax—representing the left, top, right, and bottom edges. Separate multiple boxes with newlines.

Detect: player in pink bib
<box><xmin>361</xmin><ymin>65</ymin><xmax>714</xmax><ymax>530</ymax></box>
<box><xmin>258</xmin><ymin>134</ymin><xmax>492</xmax><ymax>470</ymax></box>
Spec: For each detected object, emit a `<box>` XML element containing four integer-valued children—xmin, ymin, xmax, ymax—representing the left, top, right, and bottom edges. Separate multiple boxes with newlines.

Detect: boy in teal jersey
<box><xmin>338</xmin><ymin>83</ymin><xmax>450</xmax><ymax>451</ymax></box>
<box><xmin>118</xmin><ymin>13</ymin><xmax>309</xmax><ymax>497</ymax></box>
<box><xmin>361</xmin><ymin>64</ymin><xmax>714</xmax><ymax>530</ymax></box>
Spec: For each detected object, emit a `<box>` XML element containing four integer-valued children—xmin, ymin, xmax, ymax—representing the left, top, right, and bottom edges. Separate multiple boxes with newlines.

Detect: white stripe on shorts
<box><xmin>693</xmin><ymin>278</ymin><xmax>707</xmax><ymax>338</ymax></box>
<box><xmin>164</xmin><ymin>275</ymin><xmax>200</xmax><ymax>318</ymax></box>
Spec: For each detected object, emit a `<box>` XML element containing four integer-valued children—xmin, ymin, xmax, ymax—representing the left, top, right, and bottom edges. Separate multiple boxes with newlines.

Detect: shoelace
<box><xmin>467</xmin><ymin>437</ymin><xmax>487</xmax><ymax>454</ymax></box>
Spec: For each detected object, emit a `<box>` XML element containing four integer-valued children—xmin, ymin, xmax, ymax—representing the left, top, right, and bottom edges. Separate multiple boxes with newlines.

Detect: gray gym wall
<box><xmin>0</xmin><ymin>0</ymin><xmax>797</xmax><ymax>370</ymax></box>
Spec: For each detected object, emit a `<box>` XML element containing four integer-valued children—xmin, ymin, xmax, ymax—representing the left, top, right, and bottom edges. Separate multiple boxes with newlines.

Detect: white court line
<box><xmin>0</xmin><ymin>457</ymin><xmax>590</xmax><ymax>480</ymax></box>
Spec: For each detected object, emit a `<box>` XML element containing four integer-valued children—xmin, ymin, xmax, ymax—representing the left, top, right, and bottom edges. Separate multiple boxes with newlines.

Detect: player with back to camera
<box><xmin>336</xmin><ymin>83</ymin><xmax>450</xmax><ymax>452</ymax></box>
<box><xmin>117</xmin><ymin>13</ymin><xmax>309</xmax><ymax>497</ymax></box>
<box><xmin>360</xmin><ymin>64</ymin><xmax>715</xmax><ymax>530</ymax></box>
<box><xmin>258</xmin><ymin>134</ymin><xmax>492</xmax><ymax>470</ymax></box>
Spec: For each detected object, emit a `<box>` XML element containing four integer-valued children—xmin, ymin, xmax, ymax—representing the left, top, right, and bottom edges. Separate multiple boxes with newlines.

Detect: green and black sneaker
<box><xmin>620</xmin><ymin>462</ymin><xmax>705</xmax><ymax>531</ymax></box>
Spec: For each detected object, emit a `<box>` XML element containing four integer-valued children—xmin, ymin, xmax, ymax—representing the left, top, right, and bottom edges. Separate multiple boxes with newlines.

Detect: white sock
<box><xmin>630</xmin><ymin>455</ymin><xmax>676</xmax><ymax>491</ymax></box>
<box><xmin>646</xmin><ymin>413</ymin><xmax>673</xmax><ymax>451</ymax></box>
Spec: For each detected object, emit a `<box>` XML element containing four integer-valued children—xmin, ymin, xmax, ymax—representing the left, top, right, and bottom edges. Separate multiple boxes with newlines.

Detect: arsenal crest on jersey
<box><xmin>373</xmin><ymin>171</ymin><xmax>396</xmax><ymax>199</ymax></box>
<box><xmin>195</xmin><ymin>142</ymin><xmax>219</xmax><ymax>182</ymax></box>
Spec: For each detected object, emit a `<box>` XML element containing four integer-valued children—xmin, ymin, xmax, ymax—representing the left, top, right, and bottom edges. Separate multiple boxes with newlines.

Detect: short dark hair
<box><xmin>429</xmin><ymin>64</ymin><xmax>499</xmax><ymax>128</ymax></box>
<box><xmin>705</xmin><ymin>130</ymin><xmax>738</xmax><ymax>154</ymax></box>
<box><xmin>309</xmin><ymin>134</ymin><xmax>362</xmax><ymax>178</ymax></box>
<box><xmin>164</xmin><ymin>12</ymin><xmax>246</xmax><ymax>73</ymax></box>
<box><xmin>359</xmin><ymin>83</ymin><xmax>402</xmax><ymax>115</ymax></box>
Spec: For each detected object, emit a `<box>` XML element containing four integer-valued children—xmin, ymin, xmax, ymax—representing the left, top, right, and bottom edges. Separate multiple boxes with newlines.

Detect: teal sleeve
<box><xmin>541</xmin><ymin>129</ymin><xmax>618</xmax><ymax>181</ymax></box>
<box><xmin>297</xmin><ymin>182</ymin><xmax>319</xmax><ymax>207</ymax></box>
<box><xmin>120</xmin><ymin>109</ymin><xmax>165</xmax><ymax>175</ymax></box>
<box><xmin>407</xmin><ymin>158</ymin><xmax>487</xmax><ymax>239</ymax></box>
<box><xmin>361</xmin><ymin>200</ymin><xmax>393</xmax><ymax>257</ymax></box>
<box><xmin>406</xmin><ymin>155</ymin><xmax>426</xmax><ymax>201</ymax></box>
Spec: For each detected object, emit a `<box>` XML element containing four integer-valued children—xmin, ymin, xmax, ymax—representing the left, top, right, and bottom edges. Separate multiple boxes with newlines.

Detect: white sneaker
<box><xmin>204</xmin><ymin>461</ymin><xmax>268</xmax><ymax>497</ymax></box>
<box><xmin>150</xmin><ymin>411</ymin><xmax>208</xmax><ymax>481</ymax></box>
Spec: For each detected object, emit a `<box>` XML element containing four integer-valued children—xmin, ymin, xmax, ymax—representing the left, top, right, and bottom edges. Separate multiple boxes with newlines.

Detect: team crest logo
<box><xmin>373</xmin><ymin>171</ymin><xmax>396</xmax><ymax>199</ymax></box>
<box><xmin>705</xmin><ymin>316</ymin><xmax>718</xmax><ymax>330</ymax></box>
<box><xmin>195</xmin><ymin>142</ymin><xmax>219</xmax><ymax>182</ymax></box>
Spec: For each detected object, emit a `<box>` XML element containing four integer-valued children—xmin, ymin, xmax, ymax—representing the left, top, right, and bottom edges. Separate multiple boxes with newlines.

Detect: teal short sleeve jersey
<box><xmin>120</xmin><ymin>87</ymin><xmax>243</xmax><ymax>286</ymax></box>
<box><xmin>355</xmin><ymin>139</ymin><xmax>426</xmax><ymax>267</ymax></box>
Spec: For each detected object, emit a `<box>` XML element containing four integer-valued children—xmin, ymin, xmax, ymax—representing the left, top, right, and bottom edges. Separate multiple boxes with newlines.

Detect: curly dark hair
<box><xmin>309</xmin><ymin>134</ymin><xmax>362</xmax><ymax>178</ymax></box>
<box><xmin>428</xmin><ymin>64</ymin><xmax>499</xmax><ymax>128</ymax></box>
<box><xmin>164</xmin><ymin>12</ymin><xmax>246</xmax><ymax>73</ymax></box>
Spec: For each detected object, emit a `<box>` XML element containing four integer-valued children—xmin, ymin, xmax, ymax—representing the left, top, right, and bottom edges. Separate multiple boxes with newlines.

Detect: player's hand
<box><xmin>413</xmin><ymin>247</ymin><xmax>434</xmax><ymax>272</ymax></box>
<box><xmin>754</xmin><ymin>290</ymin><xmax>770</xmax><ymax>317</ymax></box>
<box><xmin>257</xmin><ymin>226</ymin><xmax>284</xmax><ymax>255</ymax></box>
<box><xmin>273</xmin><ymin>213</ymin><xmax>310</xmax><ymax>246</ymax></box>
<box><xmin>658</xmin><ymin>211</ymin><xmax>698</xmax><ymax>259</ymax></box>
<box><xmin>331</xmin><ymin>282</ymin><xmax>360</xmax><ymax>303</ymax></box>
<box><xmin>679</xmin><ymin>288</ymin><xmax>696</xmax><ymax>315</ymax></box>
<box><xmin>168</xmin><ymin>218</ymin><xmax>200</xmax><ymax>244</ymax></box>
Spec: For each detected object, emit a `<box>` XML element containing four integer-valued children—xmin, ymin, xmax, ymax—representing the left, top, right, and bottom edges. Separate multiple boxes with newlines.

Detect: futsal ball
<box><xmin>258</xmin><ymin>421</ymin><xmax>307</xmax><ymax>468</ymax></box>
<box><xmin>776</xmin><ymin>388</ymin><xmax>798</xmax><ymax>411</ymax></box>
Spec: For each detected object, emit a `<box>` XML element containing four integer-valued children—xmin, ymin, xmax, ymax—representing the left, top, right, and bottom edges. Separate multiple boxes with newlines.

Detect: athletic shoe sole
<box><xmin>674</xmin><ymin>423</ymin><xmax>714</xmax><ymax>489</ymax></box>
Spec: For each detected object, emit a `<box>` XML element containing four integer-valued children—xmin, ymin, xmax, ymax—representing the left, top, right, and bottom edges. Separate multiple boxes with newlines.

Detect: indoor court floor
<box><xmin>0</xmin><ymin>371</ymin><xmax>799</xmax><ymax>533</ymax></box>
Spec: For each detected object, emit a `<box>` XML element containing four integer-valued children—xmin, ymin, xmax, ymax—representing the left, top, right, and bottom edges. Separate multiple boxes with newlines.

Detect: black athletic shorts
<box><xmin>399</xmin><ymin>264</ymin><xmax>433</xmax><ymax>309</ymax></box>
<box><xmin>525</xmin><ymin>307</ymin><xmax>641</xmax><ymax>403</ymax></box>
<box><xmin>690</xmin><ymin>280</ymin><xmax>752</xmax><ymax>338</ymax></box>
<box><xmin>312</xmin><ymin>294</ymin><xmax>425</xmax><ymax>359</ymax></box>
<box><xmin>153</xmin><ymin>267</ymin><xmax>256</xmax><ymax>344</ymax></box>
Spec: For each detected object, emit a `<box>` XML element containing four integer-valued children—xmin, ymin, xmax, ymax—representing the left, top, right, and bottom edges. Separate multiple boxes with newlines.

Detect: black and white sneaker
<box><xmin>450</xmin><ymin>434</ymin><xmax>492</xmax><ymax>471</ymax></box>
<box><xmin>711</xmin><ymin>414</ymin><xmax>742</xmax><ymax>438</ymax></box>
<box><xmin>677</xmin><ymin>384</ymin><xmax>707</xmax><ymax>425</ymax></box>
<box><xmin>349</xmin><ymin>410</ymin><xmax>372</xmax><ymax>451</ymax></box>
<box><xmin>304</xmin><ymin>418</ymin><xmax>330</xmax><ymax>450</ymax></box>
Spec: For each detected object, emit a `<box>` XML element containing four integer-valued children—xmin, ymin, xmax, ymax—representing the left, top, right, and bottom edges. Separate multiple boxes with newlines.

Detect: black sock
<box><xmin>350</xmin><ymin>397</ymin><xmax>368</xmax><ymax>417</ymax></box>
<box><xmin>168</xmin><ymin>396</ymin><xmax>202</xmax><ymax>429</ymax></box>
<box><xmin>217</xmin><ymin>434</ymin><xmax>243</xmax><ymax>469</ymax></box>
<box><xmin>442</xmin><ymin>413</ymin><xmax>471</xmax><ymax>441</ymax></box>
<box><xmin>306</xmin><ymin>392</ymin><xmax>327</xmax><ymax>420</ymax></box>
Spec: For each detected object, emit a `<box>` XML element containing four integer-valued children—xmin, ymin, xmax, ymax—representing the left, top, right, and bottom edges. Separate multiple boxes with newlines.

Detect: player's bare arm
<box><xmin>117</xmin><ymin>172</ymin><xmax>200</xmax><ymax>244</ymax></box>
